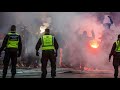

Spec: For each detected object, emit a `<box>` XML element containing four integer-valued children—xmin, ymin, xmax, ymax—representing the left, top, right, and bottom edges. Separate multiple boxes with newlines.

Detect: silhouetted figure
<box><xmin>103</xmin><ymin>15</ymin><xmax>113</xmax><ymax>30</ymax></box>
<box><xmin>76</xmin><ymin>30</ymin><xmax>95</xmax><ymax>71</ymax></box>
<box><xmin>0</xmin><ymin>25</ymin><xmax>22</xmax><ymax>78</ymax></box>
<box><xmin>109</xmin><ymin>34</ymin><xmax>120</xmax><ymax>78</ymax></box>
<box><xmin>35</xmin><ymin>28</ymin><xmax>59</xmax><ymax>78</ymax></box>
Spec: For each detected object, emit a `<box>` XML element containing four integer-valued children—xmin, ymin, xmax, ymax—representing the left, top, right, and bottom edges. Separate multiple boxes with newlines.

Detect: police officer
<box><xmin>35</xmin><ymin>28</ymin><xmax>59</xmax><ymax>78</ymax></box>
<box><xmin>109</xmin><ymin>34</ymin><xmax>120</xmax><ymax>78</ymax></box>
<box><xmin>0</xmin><ymin>25</ymin><xmax>22</xmax><ymax>78</ymax></box>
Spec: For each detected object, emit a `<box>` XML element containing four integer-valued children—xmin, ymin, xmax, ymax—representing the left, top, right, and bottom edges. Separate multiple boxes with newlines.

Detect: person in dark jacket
<box><xmin>103</xmin><ymin>15</ymin><xmax>113</xmax><ymax>30</ymax></box>
<box><xmin>0</xmin><ymin>25</ymin><xmax>22</xmax><ymax>78</ymax></box>
<box><xmin>109</xmin><ymin>34</ymin><xmax>120</xmax><ymax>78</ymax></box>
<box><xmin>35</xmin><ymin>28</ymin><xmax>59</xmax><ymax>78</ymax></box>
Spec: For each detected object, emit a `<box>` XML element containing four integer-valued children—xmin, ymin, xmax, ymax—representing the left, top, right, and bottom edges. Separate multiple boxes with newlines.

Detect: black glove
<box><xmin>109</xmin><ymin>55</ymin><xmax>111</xmax><ymax>62</ymax></box>
<box><xmin>54</xmin><ymin>51</ymin><xmax>57</xmax><ymax>57</ymax></box>
<box><xmin>36</xmin><ymin>51</ymin><xmax>39</xmax><ymax>56</ymax></box>
<box><xmin>0</xmin><ymin>52</ymin><xmax>1</xmax><ymax>57</ymax></box>
<box><xmin>17</xmin><ymin>53</ymin><xmax>21</xmax><ymax>57</ymax></box>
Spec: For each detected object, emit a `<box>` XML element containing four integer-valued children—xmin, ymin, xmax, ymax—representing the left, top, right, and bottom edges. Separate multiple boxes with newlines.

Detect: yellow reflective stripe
<box><xmin>41</xmin><ymin>46</ymin><xmax>55</xmax><ymax>50</ymax></box>
<box><xmin>7</xmin><ymin>41</ymin><xmax>19</xmax><ymax>48</ymax></box>
<box><xmin>115</xmin><ymin>41</ymin><xmax>120</xmax><ymax>52</ymax></box>
<box><xmin>8</xmin><ymin>32</ymin><xmax>19</xmax><ymax>36</ymax></box>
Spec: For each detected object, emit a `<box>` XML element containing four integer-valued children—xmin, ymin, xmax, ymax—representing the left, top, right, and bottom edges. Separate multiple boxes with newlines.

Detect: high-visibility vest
<box><xmin>41</xmin><ymin>35</ymin><xmax>55</xmax><ymax>50</ymax></box>
<box><xmin>6</xmin><ymin>32</ymin><xmax>19</xmax><ymax>48</ymax></box>
<box><xmin>115</xmin><ymin>40</ymin><xmax>120</xmax><ymax>52</ymax></box>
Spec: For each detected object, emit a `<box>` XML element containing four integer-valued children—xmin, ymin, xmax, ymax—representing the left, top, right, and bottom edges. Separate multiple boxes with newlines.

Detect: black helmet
<box><xmin>11</xmin><ymin>25</ymin><xmax>16</xmax><ymax>31</ymax></box>
<box><xmin>118</xmin><ymin>34</ymin><xmax>120</xmax><ymax>38</ymax></box>
<box><xmin>45</xmin><ymin>28</ymin><xmax>50</xmax><ymax>33</ymax></box>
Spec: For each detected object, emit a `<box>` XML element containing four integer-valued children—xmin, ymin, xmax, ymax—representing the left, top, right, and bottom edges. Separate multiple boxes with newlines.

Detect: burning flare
<box><xmin>40</xmin><ymin>23</ymin><xmax>49</xmax><ymax>34</ymax></box>
<box><xmin>90</xmin><ymin>40</ymin><xmax>99</xmax><ymax>48</ymax></box>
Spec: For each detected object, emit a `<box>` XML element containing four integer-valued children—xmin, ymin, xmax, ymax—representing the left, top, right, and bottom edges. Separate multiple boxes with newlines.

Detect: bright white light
<box><xmin>40</xmin><ymin>23</ymin><xmax>49</xmax><ymax>34</ymax></box>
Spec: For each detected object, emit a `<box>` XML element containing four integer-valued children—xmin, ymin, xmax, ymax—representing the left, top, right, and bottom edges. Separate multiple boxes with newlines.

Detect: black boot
<box><xmin>41</xmin><ymin>76</ymin><xmax>46</xmax><ymax>78</ymax></box>
<box><xmin>11</xmin><ymin>74</ymin><xmax>15</xmax><ymax>78</ymax></box>
<box><xmin>51</xmin><ymin>71</ymin><xmax>56</xmax><ymax>78</ymax></box>
<box><xmin>114</xmin><ymin>76</ymin><xmax>118</xmax><ymax>78</ymax></box>
<box><xmin>2</xmin><ymin>74</ymin><xmax>6</xmax><ymax>78</ymax></box>
<box><xmin>41</xmin><ymin>75</ymin><xmax>46</xmax><ymax>78</ymax></box>
<box><xmin>51</xmin><ymin>74</ymin><xmax>56</xmax><ymax>78</ymax></box>
<box><xmin>41</xmin><ymin>73</ymin><xmax>47</xmax><ymax>78</ymax></box>
<box><xmin>114</xmin><ymin>74</ymin><xmax>118</xmax><ymax>78</ymax></box>
<box><xmin>51</xmin><ymin>76</ymin><xmax>55</xmax><ymax>78</ymax></box>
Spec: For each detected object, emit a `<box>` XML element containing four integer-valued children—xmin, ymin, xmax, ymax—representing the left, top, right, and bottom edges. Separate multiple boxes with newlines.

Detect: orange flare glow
<box><xmin>90</xmin><ymin>40</ymin><xmax>99</xmax><ymax>48</ymax></box>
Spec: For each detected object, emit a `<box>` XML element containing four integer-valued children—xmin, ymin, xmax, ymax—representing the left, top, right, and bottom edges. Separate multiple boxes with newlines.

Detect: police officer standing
<box><xmin>0</xmin><ymin>25</ymin><xmax>22</xmax><ymax>78</ymax></box>
<box><xmin>35</xmin><ymin>28</ymin><xmax>59</xmax><ymax>78</ymax></box>
<box><xmin>109</xmin><ymin>34</ymin><xmax>120</xmax><ymax>78</ymax></box>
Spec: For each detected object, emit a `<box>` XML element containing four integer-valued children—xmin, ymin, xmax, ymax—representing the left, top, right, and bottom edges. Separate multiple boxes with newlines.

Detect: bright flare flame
<box><xmin>40</xmin><ymin>23</ymin><xmax>49</xmax><ymax>34</ymax></box>
<box><xmin>90</xmin><ymin>40</ymin><xmax>99</xmax><ymax>48</ymax></box>
<box><xmin>40</xmin><ymin>26</ymin><xmax>46</xmax><ymax>33</ymax></box>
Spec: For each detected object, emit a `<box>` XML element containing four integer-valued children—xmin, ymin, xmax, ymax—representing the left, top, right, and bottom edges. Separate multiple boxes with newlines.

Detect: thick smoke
<box><xmin>1</xmin><ymin>12</ymin><xmax>120</xmax><ymax>70</ymax></box>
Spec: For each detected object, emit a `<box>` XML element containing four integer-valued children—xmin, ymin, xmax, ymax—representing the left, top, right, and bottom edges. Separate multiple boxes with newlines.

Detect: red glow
<box><xmin>59</xmin><ymin>48</ymin><xmax>63</xmax><ymax>67</ymax></box>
